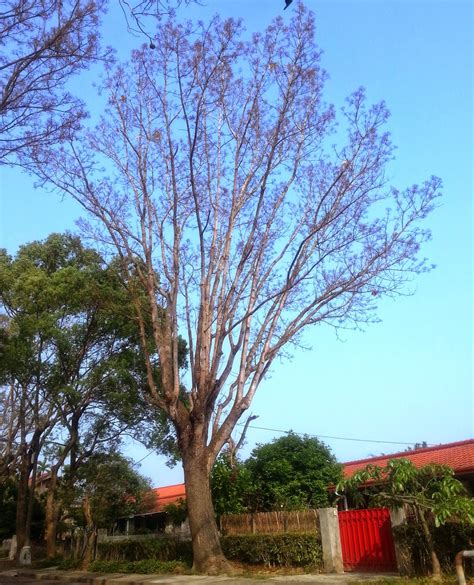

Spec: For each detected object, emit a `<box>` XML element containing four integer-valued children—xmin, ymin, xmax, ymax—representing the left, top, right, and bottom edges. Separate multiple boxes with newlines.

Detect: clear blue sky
<box><xmin>0</xmin><ymin>0</ymin><xmax>472</xmax><ymax>487</ymax></box>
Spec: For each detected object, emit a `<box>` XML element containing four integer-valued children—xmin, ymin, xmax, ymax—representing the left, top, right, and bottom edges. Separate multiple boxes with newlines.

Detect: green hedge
<box><xmin>221</xmin><ymin>533</ymin><xmax>323</xmax><ymax>568</ymax></box>
<box><xmin>393</xmin><ymin>522</ymin><xmax>474</xmax><ymax>575</ymax></box>
<box><xmin>96</xmin><ymin>538</ymin><xmax>192</xmax><ymax>565</ymax></box>
<box><xmin>89</xmin><ymin>559</ymin><xmax>186</xmax><ymax>574</ymax></box>
<box><xmin>96</xmin><ymin>533</ymin><xmax>323</xmax><ymax>569</ymax></box>
<box><xmin>32</xmin><ymin>557</ymin><xmax>81</xmax><ymax>570</ymax></box>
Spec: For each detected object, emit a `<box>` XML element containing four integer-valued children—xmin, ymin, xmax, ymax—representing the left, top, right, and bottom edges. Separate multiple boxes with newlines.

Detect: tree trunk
<box><xmin>45</xmin><ymin>471</ymin><xmax>60</xmax><ymax>558</ymax></box>
<box><xmin>15</xmin><ymin>449</ymin><xmax>29</xmax><ymax>556</ymax></box>
<box><xmin>81</xmin><ymin>495</ymin><xmax>96</xmax><ymax>569</ymax></box>
<box><xmin>418</xmin><ymin>508</ymin><xmax>442</xmax><ymax>580</ymax></box>
<box><xmin>24</xmin><ymin>445</ymin><xmax>39</xmax><ymax>548</ymax></box>
<box><xmin>182</xmin><ymin>454</ymin><xmax>232</xmax><ymax>574</ymax></box>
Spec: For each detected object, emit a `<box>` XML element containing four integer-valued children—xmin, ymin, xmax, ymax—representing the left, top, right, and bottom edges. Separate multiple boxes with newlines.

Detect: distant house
<box><xmin>342</xmin><ymin>439</ymin><xmax>474</xmax><ymax>495</ymax></box>
<box><xmin>145</xmin><ymin>483</ymin><xmax>187</xmax><ymax>513</ymax></box>
<box><xmin>113</xmin><ymin>483</ymin><xmax>187</xmax><ymax>536</ymax></box>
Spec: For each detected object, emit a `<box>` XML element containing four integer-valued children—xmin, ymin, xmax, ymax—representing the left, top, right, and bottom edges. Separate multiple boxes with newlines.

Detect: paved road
<box><xmin>0</xmin><ymin>569</ymin><xmax>396</xmax><ymax>585</ymax></box>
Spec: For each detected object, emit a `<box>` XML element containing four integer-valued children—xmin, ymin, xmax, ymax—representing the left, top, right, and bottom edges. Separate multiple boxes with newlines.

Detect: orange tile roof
<box><xmin>343</xmin><ymin>439</ymin><xmax>474</xmax><ymax>478</ymax></box>
<box><xmin>145</xmin><ymin>483</ymin><xmax>186</xmax><ymax>513</ymax></box>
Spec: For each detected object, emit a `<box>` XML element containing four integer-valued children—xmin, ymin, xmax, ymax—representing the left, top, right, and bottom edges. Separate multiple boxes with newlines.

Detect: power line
<box><xmin>237</xmin><ymin>423</ymin><xmax>434</xmax><ymax>447</ymax></box>
<box><xmin>131</xmin><ymin>425</ymin><xmax>433</xmax><ymax>467</ymax></box>
<box><xmin>135</xmin><ymin>450</ymin><xmax>154</xmax><ymax>464</ymax></box>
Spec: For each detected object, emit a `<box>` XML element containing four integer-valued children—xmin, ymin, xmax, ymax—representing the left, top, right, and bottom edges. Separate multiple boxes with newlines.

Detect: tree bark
<box><xmin>45</xmin><ymin>470</ymin><xmax>60</xmax><ymax>558</ymax></box>
<box><xmin>81</xmin><ymin>495</ymin><xmax>96</xmax><ymax>569</ymax></box>
<box><xmin>15</xmin><ymin>448</ymin><xmax>29</xmax><ymax>556</ymax></box>
<box><xmin>182</xmin><ymin>453</ymin><xmax>232</xmax><ymax>574</ymax></box>
<box><xmin>45</xmin><ymin>442</ymin><xmax>72</xmax><ymax>558</ymax></box>
<box><xmin>24</xmin><ymin>444</ymin><xmax>40</xmax><ymax>548</ymax></box>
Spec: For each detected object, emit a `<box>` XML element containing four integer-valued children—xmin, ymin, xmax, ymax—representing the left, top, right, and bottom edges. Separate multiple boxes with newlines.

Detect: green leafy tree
<box><xmin>0</xmin><ymin>233</ymin><xmax>179</xmax><ymax>557</ymax></box>
<box><xmin>245</xmin><ymin>433</ymin><xmax>342</xmax><ymax>511</ymax></box>
<box><xmin>337</xmin><ymin>458</ymin><xmax>474</xmax><ymax>580</ymax></box>
<box><xmin>66</xmin><ymin>451</ymin><xmax>150</xmax><ymax>567</ymax></box>
<box><xmin>211</xmin><ymin>453</ymin><xmax>255</xmax><ymax>519</ymax></box>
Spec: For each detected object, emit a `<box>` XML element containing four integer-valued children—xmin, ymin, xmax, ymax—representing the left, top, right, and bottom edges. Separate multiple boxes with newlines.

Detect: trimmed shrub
<box><xmin>221</xmin><ymin>533</ymin><xmax>323</xmax><ymax>568</ymax></box>
<box><xmin>96</xmin><ymin>537</ymin><xmax>192</xmax><ymax>565</ymax></box>
<box><xmin>95</xmin><ymin>533</ymin><xmax>323</xmax><ymax>569</ymax></box>
<box><xmin>32</xmin><ymin>557</ymin><xmax>81</xmax><ymax>570</ymax></box>
<box><xmin>89</xmin><ymin>559</ymin><xmax>186</xmax><ymax>574</ymax></box>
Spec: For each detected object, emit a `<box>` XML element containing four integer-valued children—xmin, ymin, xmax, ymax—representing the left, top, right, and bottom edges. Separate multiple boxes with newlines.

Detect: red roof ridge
<box><xmin>153</xmin><ymin>483</ymin><xmax>186</xmax><ymax>491</ymax></box>
<box><xmin>342</xmin><ymin>438</ymin><xmax>474</xmax><ymax>467</ymax></box>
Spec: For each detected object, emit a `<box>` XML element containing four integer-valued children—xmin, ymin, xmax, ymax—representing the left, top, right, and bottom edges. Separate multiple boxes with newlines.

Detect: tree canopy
<box><xmin>211</xmin><ymin>434</ymin><xmax>341</xmax><ymax>517</ymax></box>
<box><xmin>246</xmin><ymin>433</ymin><xmax>341</xmax><ymax>511</ymax></box>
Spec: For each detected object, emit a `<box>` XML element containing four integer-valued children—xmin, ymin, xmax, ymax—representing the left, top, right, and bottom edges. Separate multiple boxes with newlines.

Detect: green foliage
<box><xmin>0</xmin><ymin>476</ymin><xmax>46</xmax><ymax>541</ymax></box>
<box><xmin>393</xmin><ymin>522</ymin><xmax>474</xmax><ymax>575</ymax></box>
<box><xmin>338</xmin><ymin>458</ymin><xmax>474</xmax><ymax>527</ymax></box>
<box><xmin>89</xmin><ymin>559</ymin><xmax>187</xmax><ymax>574</ymax></box>
<box><xmin>245</xmin><ymin>433</ymin><xmax>342</xmax><ymax>511</ymax></box>
<box><xmin>32</xmin><ymin>557</ymin><xmax>81</xmax><ymax>570</ymax></box>
<box><xmin>221</xmin><ymin>533</ymin><xmax>323</xmax><ymax>568</ymax></box>
<box><xmin>0</xmin><ymin>477</ymin><xmax>17</xmax><ymax>539</ymax></box>
<box><xmin>69</xmin><ymin>452</ymin><xmax>151</xmax><ymax>529</ymax></box>
<box><xmin>163</xmin><ymin>499</ymin><xmax>188</xmax><ymax>526</ymax></box>
<box><xmin>0</xmin><ymin>233</ymin><xmax>185</xmax><ymax>467</ymax></box>
<box><xmin>211</xmin><ymin>453</ymin><xmax>256</xmax><ymax>518</ymax></box>
<box><xmin>96</xmin><ymin>537</ymin><xmax>193</xmax><ymax>564</ymax></box>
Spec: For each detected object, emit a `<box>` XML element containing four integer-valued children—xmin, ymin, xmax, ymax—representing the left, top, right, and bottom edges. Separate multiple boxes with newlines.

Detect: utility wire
<box><xmin>135</xmin><ymin>450</ymin><xmax>155</xmax><ymax>464</ymax></box>
<box><xmin>237</xmin><ymin>423</ymin><xmax>434</xmax><ymax>447</ymax></box>
<box><xmin>131</xmin><ymin>425</ymin><xmax>434</xmax><ymax>465</ymax></box>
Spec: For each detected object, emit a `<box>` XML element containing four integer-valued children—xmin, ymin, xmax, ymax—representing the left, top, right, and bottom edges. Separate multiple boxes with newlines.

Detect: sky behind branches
<box><xmin>0</xmin><ymin>0</ymin><xmax>472</xmax><ymax>487</ymax></box>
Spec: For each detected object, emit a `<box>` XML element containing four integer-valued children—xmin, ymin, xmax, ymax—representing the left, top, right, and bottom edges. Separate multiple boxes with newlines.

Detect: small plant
<box><xmin>58</xmin><ymin>559</ymin><xmax>82</xmax><ymax>570</ymax></box>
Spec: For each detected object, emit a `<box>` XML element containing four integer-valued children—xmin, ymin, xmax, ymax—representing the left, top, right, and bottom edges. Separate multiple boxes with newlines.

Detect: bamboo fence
<box><xmin>221</xmin><ymin>509</ymin><xmax>319</xmax><ymax>536</ymax></box>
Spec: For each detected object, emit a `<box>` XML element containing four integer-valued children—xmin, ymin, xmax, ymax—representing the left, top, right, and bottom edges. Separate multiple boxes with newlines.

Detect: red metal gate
<box><xmin>339</xmin><ymin>508</ymin><xmax>397</xmax><ymax>572</ymax></box>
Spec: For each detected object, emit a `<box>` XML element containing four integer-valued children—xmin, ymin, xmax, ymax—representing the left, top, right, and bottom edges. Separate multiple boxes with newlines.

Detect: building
<box><xmin>342</xmin><ymin>438</ymin><xmax>474</xmax><ymax>495</ymax></box>
<box><xmin>113</xmin><ymin>483</ymin><xmax>187</xmax><ymax>536</ymax></box>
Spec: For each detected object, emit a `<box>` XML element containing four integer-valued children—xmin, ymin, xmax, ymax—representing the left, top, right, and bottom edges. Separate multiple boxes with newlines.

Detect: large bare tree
<box><xmin>33</xmin><ymin>5</ymin><xmax>440</xmax><ymax>572</ymax></box>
